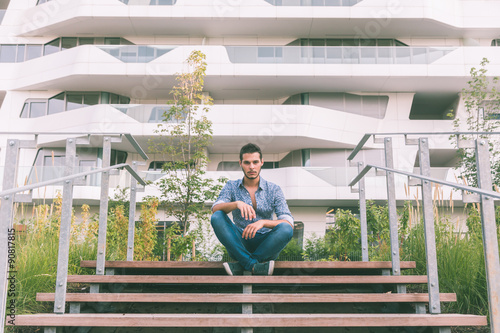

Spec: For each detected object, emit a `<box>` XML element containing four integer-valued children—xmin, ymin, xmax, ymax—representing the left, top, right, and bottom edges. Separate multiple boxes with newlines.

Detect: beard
<box><xmin>243</xmin><ymin>168</ymin><xmax>260</xmax><ymax>180</ymax></box>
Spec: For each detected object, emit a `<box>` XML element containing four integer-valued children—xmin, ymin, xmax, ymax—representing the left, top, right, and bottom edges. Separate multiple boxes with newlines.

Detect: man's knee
<box><xmin>211</xmin><ymin>210</ymin><xmax>228</xmax><ymax>228</ymax></box>
<box><xmin>275</xmin><ymin>222</ymin><xmax>294</xmax><ymax>241</ymax></box>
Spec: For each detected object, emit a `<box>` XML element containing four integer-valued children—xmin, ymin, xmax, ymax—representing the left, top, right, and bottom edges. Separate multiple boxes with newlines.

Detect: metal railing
<box><xmin>0</xmin><ymin>134</ymin><xmax>148</xmax><ymax>331</ymax></box>
<box><xmin>348</xmin><ymin>132</ymin><xmax>500</xmax><ymax>332</ymax></box>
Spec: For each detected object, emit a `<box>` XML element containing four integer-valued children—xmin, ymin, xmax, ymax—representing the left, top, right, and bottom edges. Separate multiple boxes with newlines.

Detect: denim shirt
<box><xmin>212</xmin><ymin>177</ymin><xmax>294</xmax><ymax>234</ymax></box>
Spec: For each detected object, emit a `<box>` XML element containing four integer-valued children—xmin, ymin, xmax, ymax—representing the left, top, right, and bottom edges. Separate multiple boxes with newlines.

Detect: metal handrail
<box><xmin>348</xmin><ymin>136</ymin><xmax>500</xmax><ymax>332</ymax></box>
<box><xmin>347</xmin><ymin>131</ymin><xmax>500</xmax><ymax>161</ymax></box>
<box><xmin>0</xmin><ymin>163</ymin><xmax>146</xmax><ymax>198</ymax></box>
<box><xmin>349</xmin><ymin>164</ymin><xmax>500</xmax><ymax>199</ymax></box>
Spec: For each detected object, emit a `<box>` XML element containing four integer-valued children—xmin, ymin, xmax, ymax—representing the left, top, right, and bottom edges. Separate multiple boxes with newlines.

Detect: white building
<box><xmin>1</xmin><ymin>0</ymin><xmax>499</xmax><ymax>241</ymax></box>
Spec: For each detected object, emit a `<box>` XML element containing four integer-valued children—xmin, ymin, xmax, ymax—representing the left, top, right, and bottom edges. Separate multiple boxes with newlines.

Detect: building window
<box><xmin>492</xmin><ymin>39</ymin><xmax>500</xmax><ymax>46</ymax></box>
<box><xmin>19</xmin><ymin>100</ymin><xmax>48</xmax><ymax>118</ymax></box>
<box><xmin>148</xmin><ymin>161</ymin><xmax>167</xmax><ymax>171</ymax></box>
<box><xmin>42</xmin><ymin>37</ymin><xmax>133</xmax><ymax>56</ymax></box>
<box><xmin>21</xmin><ymin>92</ymin><xmax>131</xmax><ymax>118</ymax></box>
<box><xmin>283</xmin><ymin>92</ymin><xmax>389</xmax><ymax>119</ymax></box>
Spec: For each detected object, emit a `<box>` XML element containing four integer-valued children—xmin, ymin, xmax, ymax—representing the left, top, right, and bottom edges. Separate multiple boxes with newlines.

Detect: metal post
<box><xmin>96</xmin><ymin>137</ymin><xmax>111</xmax><ymax>275</ymax></box>
<box><xmin>241</xmin><ymin>271</ymin><xmax>253</xmax><ymax>333</ymax></box>
<box><xmin>358</xmin><ymin>162</ymin><xmax>369</xmax><ymax>262</ymax></box>
<box><xmin>0</xmin><ymin>139</ymin><xmax>20</xmax><ymax>329</ymax></box>
<box><xmin>127</xmin><ymin>161</ymin><xmax>138</xmax><ymax>261</ymax></box>
<box><xmin>418</xmin><ymin>138</ymin><xmax>441</xmax><ymax>314</ymax></box>
<box><xmin>54</xmin><ymin>138</ymin><xmax>76</xmax><ymax>314</ymax></box>
<box><xmin>384</xmin><ymin>137</ymin><xmax>401</xmax><ymax>277</ymax></box>
<box><xmin>475</xmin><ymin>139</ymin><xmax>500</xmax><ymax>332</ymax></box>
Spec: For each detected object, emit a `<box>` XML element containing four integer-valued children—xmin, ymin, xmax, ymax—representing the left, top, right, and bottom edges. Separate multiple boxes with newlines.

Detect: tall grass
<box><xmin>403</xmin><ymin>219</ymin><xmax>491</xmax><ymax>316</ymax></box>
<box><xmin>11</xmin><ymin>197</ymin><xmax>97</xmax><ymax>315</ymax></box>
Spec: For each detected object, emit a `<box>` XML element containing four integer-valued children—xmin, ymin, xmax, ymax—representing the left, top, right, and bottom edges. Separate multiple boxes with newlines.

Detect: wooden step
<box><xmin>37</xmin><ymin>292</ymin><xmax>457</xmax><ymax>303</ymax></box>
<box><xmin>9</xmin><ymin>313</ymin><xmax>487</xmax><ymax>327</ymax></box>
<box><xmin>67</xmin><ymin>274</ymin><xmax>428</xmax><ymax>284</ymax></box>
<box><xmin>81</xmin><ymin>260</ymin><xmax>416</xmax><ymax>270</ymax></box>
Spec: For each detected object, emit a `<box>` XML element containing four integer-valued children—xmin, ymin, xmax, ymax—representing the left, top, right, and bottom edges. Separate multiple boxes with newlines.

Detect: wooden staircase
<box><xmin>10</xmin><ymin>261</ymin><xmax>487</xmax><ymax>332</ymax></box>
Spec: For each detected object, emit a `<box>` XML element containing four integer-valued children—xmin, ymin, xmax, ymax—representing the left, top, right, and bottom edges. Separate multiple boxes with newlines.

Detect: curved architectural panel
<box><xmin>0</xmin><ymin>10</ymin><xmax>5</xmax><ymax>24</ymax></box>
<box><xmin>264</xmin><ymin>0</ymin><xmax>362</xmax><ymax>6</ymax></box>
<box><xmin>225</xmin><ymin>46</ymin><xmax>455</xmax><ymax>64</ymax></box>
<box><xmin>12</xmin><ymin>1</ymin><xmax>500</xmax><ymax>38</ymax></box>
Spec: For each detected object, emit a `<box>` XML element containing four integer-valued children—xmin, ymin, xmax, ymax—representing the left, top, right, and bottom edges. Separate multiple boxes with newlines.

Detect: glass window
<box><xmin>326</xmin><ymin>39</ymin><xmax>342</xmax><ymax>46</ymax></box>
<box><xmin>377</xmin><ymin>39</ymin><xmax>393</xmax><ymax>47</ymax></box>
<box><xmin>116</xmin><ymin>151</ymin><xmax>128</xmax><ymax>165</ymax></box>
<box><xmin>119</xmin><ymin>96</ymin><xmax>130</xmax><ymax>104</ymax></box>
<box><xmin>0</xmin><ymin>45</ymin><xmax>17</xmax><ymax>62</ymax></box>
<box><xmin>360</xmin><ymin>47</ymin><xmax>376</xmax><ymax>64</ymax></box>
<box><xmin>138</xmin><ymin>46</ymin><xmax>155</xmax><ymax>62</ymax></box>
<box><xmin>26</xmin><ymin>45</ymin><xmax>42</xmax><ymax>60</ymax></box>
<box><xmin>148</xmin><ymin>161</ymin><xmax>167</xmax><ymax>171</ymax></box>
<box><xmin>101</xmin><ymin>92</ymin><xmax>110</xmax><ymax>104</ymax></box>
<box><xmin>20</xmin><ymin>103</ymin><xmax>29</xmax><ymax>118</ymax></box>
<box><xmin>66</xmin><ymin>93</ymin><xmax>83</xmax><ymax>110</ymax></box>
<box><xmin>395</xmin><ymin>47</ymin><xmax>411</xmax><ymax>64</ymax></box>
<box><xmin>343</xmin><ymin>39</ymin><xmax>359</xmax><ymax>47</ymax></box>
<box><xmin>30</xmin><ymin>102</ymin><xmax>47</xmax><ymax>118</ymax></box>
<box><xmin>109</xmin><ymin>93</ymin><xmax>119</xmax><ymax>104</ymax></box>
<box><xmin>104</xmin><ymin>38</ymin><xmax>121</xmax><ymax>45</ymax></box>
<box><xmin>78</xmin><ymin>38</ymin><xmax>95</xmax><ymax>46</ymax></box>
<box><xmin>83</xmin><ymin>93</ymin><xmax>99</xmax><ymax>106</ymax></box>
<box><xmin>16</xmin><ymin>45</ymin><xmax>25</xmax><ymax>62</ymax></box>
<box><xmin>61</xmin><ymin>37</ymin><xmax>78</xmax><ymax>50</ymax></box>
<box><xmin>43</xmin><ymin>155</ymin><xmax>64</xmax><ymax>167</ymax></box>
<box><xmin>44</xmin><ymin>38</ymin><xmax>60</xmax><ymax>56</ymax></box>
<box><xmin>48</xmin><ymin>93</ymin><xmax>65</xmax><ymax>115</ymax></box>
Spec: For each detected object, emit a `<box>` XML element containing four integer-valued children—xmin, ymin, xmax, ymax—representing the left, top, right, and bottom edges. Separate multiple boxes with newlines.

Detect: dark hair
<box><xmin>239</xmin><ymin>143</ymin><xmax>262</xmax><ymax>161</ymax></box>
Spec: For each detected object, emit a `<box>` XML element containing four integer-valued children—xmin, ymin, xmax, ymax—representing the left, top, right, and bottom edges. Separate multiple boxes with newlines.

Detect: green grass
<box><xmin>11</xmin><ymin>222</ymin><xmax>96</xmax><ymax>315</ymax></box>
<box><xmin>403</xmin><ymin>221</ymin><xmax>492</xmax><ymax>317</ymax></box>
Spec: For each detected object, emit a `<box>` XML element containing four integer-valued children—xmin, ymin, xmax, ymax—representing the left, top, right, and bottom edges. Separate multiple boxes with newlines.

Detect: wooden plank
<box><xmin>36</xmin><ymin>292</ymin><xmax>457</xmax><ymax>303</ymax></box>
<box><xmin>80</xmin><ymin>260</ymin><xmax>416</xmax><ymax>270</ymax></box>
<box><xmin>9</xmin><ymin>313</ymin><xmax>487</xmax><ymax>327</ymax></box>
<box><xmin>67</xmin><ymin>274</ymin><xmax>428</xmax><ymax>284</ymax></box>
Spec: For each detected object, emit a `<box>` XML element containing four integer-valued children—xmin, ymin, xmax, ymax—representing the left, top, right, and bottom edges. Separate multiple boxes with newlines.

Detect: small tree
<box><xmin>452</xmin><ymin>58</ymin><xmax>500</xmax><ymax>187</ymax></box>
<box><xmin>150</xmin><ymin>50</ymin><xmax>226</xmax><ymax>239</ymax></box>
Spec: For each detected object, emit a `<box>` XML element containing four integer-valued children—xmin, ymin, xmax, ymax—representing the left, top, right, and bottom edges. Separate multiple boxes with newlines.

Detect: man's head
<box><xmin>239</xmin><ymin>143</ymin><xmax>263</xmax><ymax>181</ymax></box>
<box><xmin>239</xmin><ymin>143</ymin><xmax>262</xmax><ymax>161</ymax></box>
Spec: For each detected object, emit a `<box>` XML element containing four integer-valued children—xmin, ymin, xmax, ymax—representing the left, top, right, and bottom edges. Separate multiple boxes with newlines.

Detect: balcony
<box><xmin>225</xmin><ymin>46</ymin><xmax>455</xmax><ymax>65</ymax></box>
<box><xmin>16</xmin><ymin>1</ymin><xmax>500</xmax><ymax>38</ymax></box>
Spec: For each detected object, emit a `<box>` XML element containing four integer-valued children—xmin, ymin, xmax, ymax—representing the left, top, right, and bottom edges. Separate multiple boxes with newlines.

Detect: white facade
<box><xmin>1</xmin><ymin>0</ymin><xmax>499</xmax><ymax>238</ymax></box>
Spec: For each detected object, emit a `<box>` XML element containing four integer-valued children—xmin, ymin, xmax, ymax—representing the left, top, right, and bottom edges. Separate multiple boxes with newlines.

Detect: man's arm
<box><xmin>212</xmin><ymin>201</ymin><xmax>256</xmax><ymax>221</ymax></box>
<box><xmin>241</xmin><ymin>219</ymin><xmax>289</xmax><ymax>240</ymax></box>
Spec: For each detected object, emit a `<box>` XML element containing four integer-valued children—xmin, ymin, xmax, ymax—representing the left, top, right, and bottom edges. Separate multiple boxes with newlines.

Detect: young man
<box><xmin>211</xmin><ymin>143</ymin><xmax>294</xmax><ymax>276</ymax></box>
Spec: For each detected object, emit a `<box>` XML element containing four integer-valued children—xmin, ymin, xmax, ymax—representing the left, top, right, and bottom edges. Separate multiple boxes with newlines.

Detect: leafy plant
<box><xmin>149</xmin><ymin>50</ymin><xmax>227</xmax><ymax>238</ymax></box>
<box><xmin>452</xmin><ymin>57</ymin><xmax>500</xmax><ymax>187</ymax></box>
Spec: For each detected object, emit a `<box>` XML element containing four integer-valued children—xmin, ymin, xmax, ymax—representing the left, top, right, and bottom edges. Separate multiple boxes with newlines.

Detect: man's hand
<box><xmin>242</xmin><ymin>220</ymin><xmax>265</xmax><ymax>240</ymax></box>
<box><xmin>237</xmin><ymin>201</ymin><xmax>256</xmax><ymax>221</ymax></box>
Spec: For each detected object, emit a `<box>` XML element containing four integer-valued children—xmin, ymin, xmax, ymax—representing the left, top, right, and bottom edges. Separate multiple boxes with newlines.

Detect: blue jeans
<box><xmin>211</xmin><ymin>211</ymin><xmax>294</xmax><ymax>271</ymax></box>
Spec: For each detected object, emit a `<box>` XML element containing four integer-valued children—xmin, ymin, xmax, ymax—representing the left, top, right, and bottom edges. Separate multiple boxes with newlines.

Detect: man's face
<box><xmin>240</xmin><ymin>152</ymin><xmax>263</xmax><ymax>180</ymax></box>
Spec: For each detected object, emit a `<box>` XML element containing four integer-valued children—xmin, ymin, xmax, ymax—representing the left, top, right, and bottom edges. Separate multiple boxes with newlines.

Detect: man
<box><xmin>211</xmin><ymin>143</ymin><xmax>294</xmax><ymax>276</ymax></box>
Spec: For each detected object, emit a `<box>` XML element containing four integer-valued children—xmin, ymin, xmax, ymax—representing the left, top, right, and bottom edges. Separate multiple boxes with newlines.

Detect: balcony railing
<box><xmin>98</xmin><ymin>45</ymin><xmax>175</xmax><ymax>63</ymax></box>
<box><xmin>118</xmin><ymin>0</ymin><xmax>176</xmax><ymax>5</ymax></box>
<box><xmin>0</xmin><ymin>44</ymin><xmax>462</xmax><ymax>65</ymax></box>
<box><xmin>225</xmin><ymin>46</ymin><xmax>456</xmax><ymax>64</ymax></box>
<box><xmin>265</xmin><ymin>0</ymin><xmax>362</xmax><ymax>5</ymax></box>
